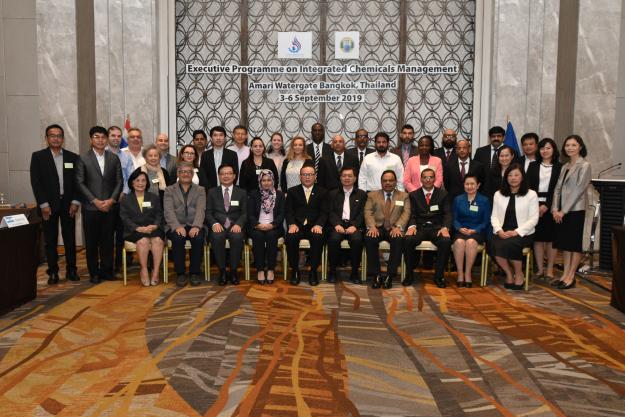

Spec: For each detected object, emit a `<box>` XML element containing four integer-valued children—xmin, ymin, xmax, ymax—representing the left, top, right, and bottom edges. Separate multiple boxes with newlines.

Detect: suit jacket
<box><xmin>433</xmin><ymin>147</ymin><xmax>456</xmax><ymax>166</ymax></box>
<box><xmin>346</xmin><ymin>146</ymin><xmax>375</xmax><ymax>169</ymax></box>
<box><xmin>328</xmin><ymin>188</ymin><xmax>367</xmax><ymax>228</ymax></box>
<box><xmin>474</xmin><ymin>144</ymin><xmax>499</xmax><ymax>169</ymax></box>
<box><xmin>526</xmin><ymin>160</ymin><xmax>562</xmax><ymax>209</ymax></box>
<box><xmin>443</xmin><ymin>157</ymin><xmax>486</xmax><ymax>198</ymax></box>
<box><xmin>364</xmin><ymin>189</ymin><xmax>411</xmax><ymax>230</ymax></box>
<box><xmin>163</xmin><ymin>182</ymin><xmax>206</xmax><ymax>232</ymax></box>
<box><xmin>408</xmin><ymin>187</ymin><xmax>452</xmax><ymax>230</ymax></box>
<box><xmin>391</xmin><ymin>144</ymin><xmax>418</xmax><ymax>163</ymax></box>
<box><xmin>75</xmin><ymin>149</ymin><xmax>123</xmax><ymax>210</ymax></box>
<box><xmin>306</xmin><ymin>142</ymin><xmax>332</xmax><ymax>162</ymax></box>
<box><xmin>285</xmin><ymin>184</ymin><xmax>328</xmax><ymax>227</ymax></box>
<box><xmin>247</xmin><ymin>189</ymin><xmax>285</xmax><ymax>232</ymax></box>
<box><xmin>163</xmin><ymin>153</ymin><xmax>177</xmax><ymax>179</ymax></box>
<box><xmin>119</xmin><ymin>191</ymin><xmax>163</xmax><ymax>239</ymax></box>
<box><xmin>552</xmin><ymin>157</ymin><xmax>591</xmax><ymax>214</ymax></box>
<box><xmin>198</xmin><ymin>148</ymin><xmax>239</xmax><ymax>189</ymax></box>
<box><xmin>239</xmin><ymin>157</ymin><xmax>279</xmax><ymax>192</ymax></box>
<box><xmin>205</xmin><ymin>185</ymin><xmax>247</xmax><ymax>228</ymax></box>
<box><xmin>30</xmin><ymin>147</ymin><xmax>80</xmax><ymax>212</ymax></box>
<box><xmin>491</xmin><ymin>190</ymin><xmax>539</xmax><ymax>236</ymax></box>
<box><xmin>316</xmin><ymin>152</ymin><xmax>358</xmax><ymax>190</ymax></box>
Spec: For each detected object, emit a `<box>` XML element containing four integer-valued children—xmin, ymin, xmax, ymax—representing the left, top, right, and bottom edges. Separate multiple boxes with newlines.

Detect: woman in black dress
<box><xmin>551</xmin><ymin>135</ymin><xmax>591</xmax><ymax>289</ymax></box>
<box><xmin>247</xmin><ymin>169</ymin><xmax>285</xmax><ymax>284</ymax></box>
<box><xmin>490</xmin><ymin>163</ymin><xmax>539</xmax><ymax>289</ymax></box>
<box><xmin>239</xmin><ymin>137</ymin><xmax>279</xmax><ymax>192</ymax></box>
<box><xmin>527</xmin><ymin>138</ymin><xmax>562</xmax><ymax>282</ymax></box>
<box><xmin>120</xmin><ymin>170</ymin><xmax>165</xmax><ymax>286</ymax></box>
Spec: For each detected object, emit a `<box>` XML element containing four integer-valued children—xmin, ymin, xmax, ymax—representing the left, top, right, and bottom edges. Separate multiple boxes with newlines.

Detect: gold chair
<box><xmin>321</xmin><ymin>240</ymin><xmax>367</xmax><ymax>282</ymax></box>
<box><xmin>122</xmin><ymin>241</ymin><xmax>168</xmax><ymax>286</ymax></box>
<box><xmin>163</xmin><ymin>240</ymin><xmax>209</xmax><ymax>282</ymax></box>
<box><xmin>481</xmin><ymin>246</ymin><xmax>533</xmax><ymax>291</ymax></box>
<box><xmin>362</xmin><ymin>240</ymin><xmax>406</xmax><ymax>281</ymax></box>
<box><xmin>244</xmin><ymin>237</ymin><xmax>287</xmax><ymax>281</ymax></box>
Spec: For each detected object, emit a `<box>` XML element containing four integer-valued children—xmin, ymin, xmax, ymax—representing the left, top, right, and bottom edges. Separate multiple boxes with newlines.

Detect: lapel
<box><xmin>44</xmin><ymin>148</ymin><xmax>60</xmax><ymax>183</ymax></box>
<box><xmin>88</xmin><ymin>149</ymin><xmax>103</xmax><ymax>178</ymax></box>
<box><xmin>564</xmin><ymin>159</ymin><xmax>582</xmax><ymax>185</ymax></box>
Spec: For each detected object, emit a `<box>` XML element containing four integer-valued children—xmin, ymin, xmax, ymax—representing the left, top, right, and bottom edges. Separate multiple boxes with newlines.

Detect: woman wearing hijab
<box><xmin>247</xmin><ymin>169</ymin><xmax>285</xmax><ymax>284</ymax></box>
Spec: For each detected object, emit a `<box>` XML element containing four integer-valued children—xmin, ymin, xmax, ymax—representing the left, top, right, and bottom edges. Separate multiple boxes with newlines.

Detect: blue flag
<box><xmin>504</xmin><ymin>121</ymin><xmax>520</xmax><ymax>156</ymax></box>
<box><xmin>120</xmin><ymin>137</ymin><xmax>128</xmax><ymax>149</ymax></box>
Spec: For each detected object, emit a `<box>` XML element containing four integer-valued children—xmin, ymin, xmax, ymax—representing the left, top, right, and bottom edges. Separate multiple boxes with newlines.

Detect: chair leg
<box><xmin>361</xmin><ymin>249</ymin><xmax>366</xmax><ymax>282</ymax></box>
<box><xmin>322</xmin><ymin>245</ymin><xmax>327</xmax><ymax>281</ymax></box>
<box><xmin>282</xmin><ymin>243</ymin><xmax>288</xmax><ymax>280</ymax></box>
<box><xmin>525</xmin><ymin>250</ymin><xmax>531</xmax><ymax>291</ymax></box>
<box><xmin>163</xmin><ymin>247</ymin><xmax>168</xmax><ymax>284</ymax></box>
<box><xmin>122</xmin><ymin>247</ymin><xmax>127</xmax><ymax>286</ymax></box>
<box><xmin>400</xmin><ymin>254</ymin><xmax>405</xmax><ymax>281</ymax></box>
<box><xmin>244</xmin><ymin>244</ymin><xmax>250</xmax><ymax>281</ymax></box>
<box><xmin>204</xmin><ymin>244</ymin><xmax>210</xmax><ymax>281</ymax></box>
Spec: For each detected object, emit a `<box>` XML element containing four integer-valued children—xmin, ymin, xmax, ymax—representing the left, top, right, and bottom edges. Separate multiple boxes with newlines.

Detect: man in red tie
<box><xmin>433</xmin><ymin>128</ymin><xmax>457</xmax><ymax>168</ymax></box>
<box><xmin>403</xmin><ymin>168</ymin><xmax>452</xmax><ymax>288</ymax></box>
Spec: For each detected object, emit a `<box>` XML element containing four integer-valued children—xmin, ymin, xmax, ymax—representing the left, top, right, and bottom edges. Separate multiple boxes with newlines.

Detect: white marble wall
<box><xmin>94</xmin><ymin>0</ymin><xmax>159</xmax><ymax>144</ymax></box>
<box><xmin>616</xmin><ymin>0</ymin><xmax>625</xmax><ymax>176</ymax></box>
<box><xmin>574</xmin><ymin>0</ymin><xmax>623</xmax><ymax>175</ymax></box>
<box><xmin>489</xmin><ymin>0</ymin><xmax>560</xmax><ymax>141</ymax></box>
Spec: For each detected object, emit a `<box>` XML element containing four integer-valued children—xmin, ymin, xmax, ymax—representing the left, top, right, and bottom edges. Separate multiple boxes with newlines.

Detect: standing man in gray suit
<box><xmin>205</xmin><ymin>164</ymin><xmax>247</xmax><ymax>286</ymax></box>
<box><xmin>163</xmin><ymin>162</ymin><xmax>206</xmax><ymax>287</ymax></box>
<box><xmin>76</xmin><ymin>126</ymin><xmax>123</xmax><ymax>284</ymax></box>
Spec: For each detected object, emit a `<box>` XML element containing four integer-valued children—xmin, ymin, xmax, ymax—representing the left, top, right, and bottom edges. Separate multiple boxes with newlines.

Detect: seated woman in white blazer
<box><xmin>490</xmin><ymin>163</ymin><xmax>539</xmax><ymax>290</ymax></box>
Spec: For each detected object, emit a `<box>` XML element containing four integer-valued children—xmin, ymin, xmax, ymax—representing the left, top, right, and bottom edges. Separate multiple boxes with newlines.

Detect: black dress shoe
<box><xmin>465</xmin><ymin>282</ymin><xmax>473</xmax><ymax>288</ymax></box>
<box><xmin>176</xmin><ymin>274</ymin><xmax>188</xmax><ymax>287</ymax></box>
<box><xmin>89</xmin><ymin>276</ymin><xmax>101</xmax><ymax>284</ymax></box>
<box><xmin>66</xmin><ymin>270</ymin><xmax>80</xmax><ymax>281</ymax></box>
<box><xmin>350</xmin><ymin>274</ymin><xmax>362</xmax><ymax>285</ymax></box>
<box><xmin>218</xmin><ymin>270</ymin><xmax>228</xmax><ymax>286</ymax></box>
<box><xmin>189</xmin><ymin>274</ymin><xmax>201</xmax><ymax>286</ymax></box>
<box><xmin>47</xmin><ymin>273</ymin><xmax>59</xmax><ymax>285</ymax></box>
<box><xmin>383</xmin><ymin>275</ymin><xmax>393</xmax><ymax>289</ymax></box>
<box><xmin>309</xmin><ymin>271</ymin><xmax>320</xmax><ymax>286</ymax></box>
<box><xmin>289</xmin><ymin>270</ymin><xmax>300</xmax><ymax>285</ymax></box>
<box><xmin>550</xmin><ymin>279</ymin><xmax>562</xmax><ymax>287</ymax></box>
<box><xmin>402</xmin><ymin>276</ymin><xmax>414</xmax><ymax>286</ymax></box>
<box><xmin>557</xmin><ymin>278</ymin><xmax>576</xmax><ymax>290</ymax></box>
<box><xmin>511</xmin><ymin>283</ymin><xmax>525</xmax><ymax>291</ymax></box>
<box><xmin>456</xmin><ymin>281</ymin><xmax>465</xmax><ymax>288</ymax></box>
<box><xmin>503</xmin><ymin>282</ymin><xmax>513</xmax><ymax>289</ymax></box>
<box><xmin>231</xmin><ymin>274</ymin><xmax>240</xmax><ymax>285</ymax></box>
<box><xmin>371</xmin><ymin>275</ymin><xmax>382</xmax><ymax>289</ymax></box>
<box><xmin>434</xmin><ymin>277</ymin><xmax>447</xmax><ymax>288</ymax></box>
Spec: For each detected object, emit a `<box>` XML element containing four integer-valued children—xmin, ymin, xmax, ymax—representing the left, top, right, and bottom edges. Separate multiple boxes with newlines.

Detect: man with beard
<box><xmin>192</xmin><ymin>129</ymin><xmax>208</xmax><ymax>165</ymax></box>
<box><xmin>473</xmin><ymin>126</ymin><xmax>505</xmax><ymax>169</ymax></box>
<box><xmin>433</xmin><ymin>128</ymin><xmax>457</xmax><ymax>167</ymax></box>
<box><xmin>346</xmin><ymin>128</ymin><xmax>375</xmax><ymax>169</ymax></box>
<box><xmin>306</xmin><ymin>122</ymin><xmax>332</xmax><ymax>174</ymax></box>
<box><xmin>391</xmin><ymin>124</ymin><xmax>418</xmax><ymax>166</ymax></box>
<box><xmin>358</xmin><ymin>132</ymin><xmax>404</xmax><ymax>192</ymax></box>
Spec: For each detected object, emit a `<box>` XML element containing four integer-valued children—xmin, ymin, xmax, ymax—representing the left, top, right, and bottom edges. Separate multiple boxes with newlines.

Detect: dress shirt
<box><xmin>259</xmin><ymin>209</ymin><xmax>273</xmax><ymax>224</ymax></box>
<box><xmin>342</xmin><ymin>187</ymin><xmax>352</xmax><ymax>220</ymax></box>
<box><xmin>538</xmin><ymin>163</ymin><xmax>552</xmax><ymax>202</ymax></box>
<box><xmin>160</xmin><ymin>154</ymin><xmax>169</xmax><ymax>170</ymax></box>
<box><xmin>358</xmin><ymin>152</ymin><xmax>404</xmax><ymax>191</ymax></box>
<box><xmin>490</xmin><ymin>145</ymin><xmax>501</xmax><ymax>164</ymax></box>
<box><xmin>524</xmin><ymin>156</ymin><xmax>536</xmax><ymax>172</ymax></box>
<box><xmin>122</xmin><ymin>148</ymin><xmax>145</xmax><ymax>170</ymax></box>
<box><xmin>228</xmin><ymin>144</ymin><xmax>249</xmax><ymax>171</ymax></box>
<box><xmin>213</xmin><ymin>147</ymin><xmax>224</xmax><ymax>178</ymax></box>
<box><xmin>52</xmin><ymin>149</ymin><xmax>65</xmax><ymax>195</ymax></box>
<box><xmin>334</xmin><ymin>152</ymin><xmax>344</xmax><ymax>168</ymax></box>
<box><xmin>94</xmin><ymin>149</ymin><xmax>106</xmax><ymax>174</ymax></box>
<box><xmin>314</xmin><ymin>143</ymin><xmax>325</xmax><ymax>159</ymax></box>
<box><xmin>458</xmin><ymin>158</ymin><xmax>470</xmax><ymax>173</ymax></box>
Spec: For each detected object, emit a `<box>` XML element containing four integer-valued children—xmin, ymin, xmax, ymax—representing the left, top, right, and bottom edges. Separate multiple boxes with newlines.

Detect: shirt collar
<box><xmin>422</xmin><ymin>187</ymin><xmax>434</xmax><ymax>197</ymax></box>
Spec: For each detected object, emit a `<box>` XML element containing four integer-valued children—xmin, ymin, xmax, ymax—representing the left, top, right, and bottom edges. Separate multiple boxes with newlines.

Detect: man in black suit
<box><xmin>306</xmin><ymin>122</ymin><xmax>332</xmax><ymax>174</ymax></box>
<box><xmin>199</xmin><ymin>126</ymin><xmax>239</xmax><ymax>190</ymax></box>
<box><xmin>345</xmin><ymin>128</ymin><xmax>375</xmax><ymax>169</ymax></box>
<box><xmin>29</xmin><ymin>124</ymin><xmax>81</xmax><ymax>284</ymax></box>
<box><xmin>519</xmin><ymin>132</ymin><xmax>538</xmax><ymax>172</ymax></box>
<box><xmin>326</xmin><ymin>167</ymin><xmax>367</xmax><ymax>283</ymax></box>
<box><xmin>391</xmin><ymin>124</ymin><xmax>418</xmax><ymax>166</ymax></box>
<box><xmin>404</xmin><ymin>168</ymin><xmax>452</xmax><ymax>288</ymax></box>
<box><xmin>285</xmin><ymin>165</ymin><xmax>328</xmax><ymax>286</ymax></box>
<box><xmin>205</xmin><ymin>164</ymin><xmax>247</xmax><ymax>285</ymax></box>
<box><xmin>473</xmin><ymin>125</ymin><xmax>505</xmax><ymax>170</ymax></box>
<box><xmin>433</xmin><ymin>128</ymin><xmax>457</xmax><ymax>167</ymax></box>
<box><xmin>76</xmin><ymin>126</ymin><xmax>123</xmax><ymax>283</ymax></box>
<box><xmin>317</xmin><ymin>134</ymin><xmax>358</xmax><ymax>191</ymax></box>
<box><xmin>443</xmin><ymin>139</ymin><xmax>486</xmax><ymax>198</ymax></box>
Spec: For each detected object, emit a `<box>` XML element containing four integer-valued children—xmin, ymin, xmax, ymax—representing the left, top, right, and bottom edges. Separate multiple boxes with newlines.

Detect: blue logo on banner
<box><xmin>288</xmin><ymin>37</ymin><xmax>302</xmax><ymax>54</ymax></box>
<box><xmin>340</xmin><ymin>37</ymin><xmax>354</xmax><ymax>53</ymax></box>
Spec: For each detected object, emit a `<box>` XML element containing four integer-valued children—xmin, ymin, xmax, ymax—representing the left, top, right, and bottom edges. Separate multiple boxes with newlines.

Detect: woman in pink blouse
<box><xmin>403</xmin><ymin>135</ymin><xmax>443</xmax><ymax>192</ymax></box>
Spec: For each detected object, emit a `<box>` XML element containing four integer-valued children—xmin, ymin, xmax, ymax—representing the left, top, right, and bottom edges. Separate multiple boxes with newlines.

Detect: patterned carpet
<box><xmin>1</xmin><ymin>249</ymin><xmax>624</xmax><ymax>416</ymax></box>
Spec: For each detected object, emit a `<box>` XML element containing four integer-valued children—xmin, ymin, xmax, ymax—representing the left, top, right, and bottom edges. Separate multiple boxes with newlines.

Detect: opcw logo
<box><xmin>339</xmin><ymin>37</ymin><xmax>354</xmax><ymax>53</ymax></box>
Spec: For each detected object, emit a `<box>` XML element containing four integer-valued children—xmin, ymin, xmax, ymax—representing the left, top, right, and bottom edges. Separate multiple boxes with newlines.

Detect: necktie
<box><xmin>336</xmin><ymin>155</ymin><xmax>342</xmax><ymax>171</ymax></box>
<box><xmin>383</xmin><ymin>192</ymin><xmax>392</xmax><ymax>229</ymax></box>
<box><xmin>491</xmin><ymin>147</ymin><xmax>498</xmax><ymax>167</ymax></box>
<box><xmin>315</xmin><ymin>145</ymin><xmax>320</xmax><ymax>173</ymax></box>
<box><xmin>224</xmin><ymin>187</ymin><xmax>231</xmax><ymax>229</ymax></box>
<box><xmin>402</xmin><ymin>147</ymin><xmax>409</xmax><ymax>166</ymax></box>
<box><xmin>359</xmin><ymin>151</ymin><xmax>364</xmax><ymax>165</ymax></box>
<box><xmin>426</xmin><ymin>192</ymin><xmax>432</xmax><ymax>205</ymax></box>
<box><xmin>305</xmin><ymin>188</ymin><xmax>311</xmax><ymax>203</ymax></box>
<box><xmin>460</xmin><ymin>161</ymin><xmax>466</xmax><ymax>180</ymax></box>
<box><xmin>446</xmin><ymin>150</ymin><xmax>451</xmax><ymax>161</ymax></box>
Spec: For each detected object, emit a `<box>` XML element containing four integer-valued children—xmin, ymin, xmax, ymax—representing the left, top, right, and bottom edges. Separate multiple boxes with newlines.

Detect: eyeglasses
<box><xmin>422</xmin><ymin>176</ymin><xmax>435</xmax><ymax>180</ymax></box>
<box><xmin>300</xmin><ymin>173</ymin><xmax>315</xmax><ymax>177</ymax></box>
<box><xmin>47</xmin><ymin>134</ymin><xmax>63</xmax><ymax>139</ymax></box>
<box><xmin>356</xmin><ymin>134</ymin><xmax>368</xmax><ymax>138</ymax></box>
<box><xmin>178</xmin><ymin>170</ymin><xmax>194</xmax><ymax>175</ymax></box>
<box><xmin>443</xmin><ymin>134</ymin><xmax>456</xmax><ymax>138</ymax></box>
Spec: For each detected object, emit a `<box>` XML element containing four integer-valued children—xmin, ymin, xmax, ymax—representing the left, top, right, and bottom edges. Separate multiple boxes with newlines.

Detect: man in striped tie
<box><xmin>306</xmin><ymin>122</ymin><xmax>332</xmax><ymax>175</ymax></box>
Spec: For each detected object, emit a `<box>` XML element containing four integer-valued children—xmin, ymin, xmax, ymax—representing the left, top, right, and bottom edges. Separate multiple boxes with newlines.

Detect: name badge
<box><xmin>142</xmin><ymin>201</ymin><xmax>152</xmax><ymax>208</ymax></box>
<box><xmin>152</xmin><ymin>178</ymin><xmax>160</xmax><ymax>184</ymax></box>
<box><xmin>231</xmin><ymin>200</ymin><xmax>239</xmax><ymax>206</ymax></box>
<box><xmin>64</xmin><ymin>162</ymin><xmax>74</xmax><ymax>169</ymax></box>
<box><xmin>430</xmin><ymin>204</ymin><xmax>439</xmax><ymax>212</ymax></box>
<box><xmin>395</xmin><ymin>200</ymin><xmax>404</xmax><ymax>207</ymax></box>
<box><xmin>256</xmin><ymin>169</ymin><xmax>262</xmax><ymax>175</ymax></box>
<box><xmin>469</xmin><ymin>205</ymin><xmax>479</xmax><ymax>212</ymax></box>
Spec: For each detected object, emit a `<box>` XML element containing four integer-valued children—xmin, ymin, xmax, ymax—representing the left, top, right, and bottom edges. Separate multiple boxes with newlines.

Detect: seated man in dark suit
<box><xmin>199</xmin><ymin>126</ymin><xmax>239</xmax><ymax>189</ymax></box>
<box><xmin>206</xmin><ymin>164</ymin><xmax>247</xmax><ymax>285</ymax></box>
<box><xmin>317</xmin><ymin>134</ymin><xmax>358</xmax><ymax>191</ymax></box>
<box><xmin>363</xmin><ymin>170</ymin><xmax>411</xmax><ymax>289</ymax></box>
<box><xmin>75</xmin><ymin>126</ymin><xmax>123</xmax><ymax>284</ymax></box>
<box><xmin>285</xmin><ymin>165</ymin><xmax>328</xmax><ymax>286</ymax></box>
<box><xmin>30</xmin><ymin>124</ymin><xmax>81</xmax><ymax>284</ymax></box>
<box><xmin>163</xmin><ymin>162</ymin><xmax>206</xmax><ymax>287</ymax></box>
<box><xmin>443</xmin><ymin>138</ymin><xmax>485</xmax><ymax>199</ymax></box>
<box><xmin>404</xmin><ymin>168</ymin><xmax>452</xmax><ymax>288</ymax></box>
<box><xmin>326</xmin><ymin>167</ymin><xmax>367</xmax><ymax>284</ymax></box>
